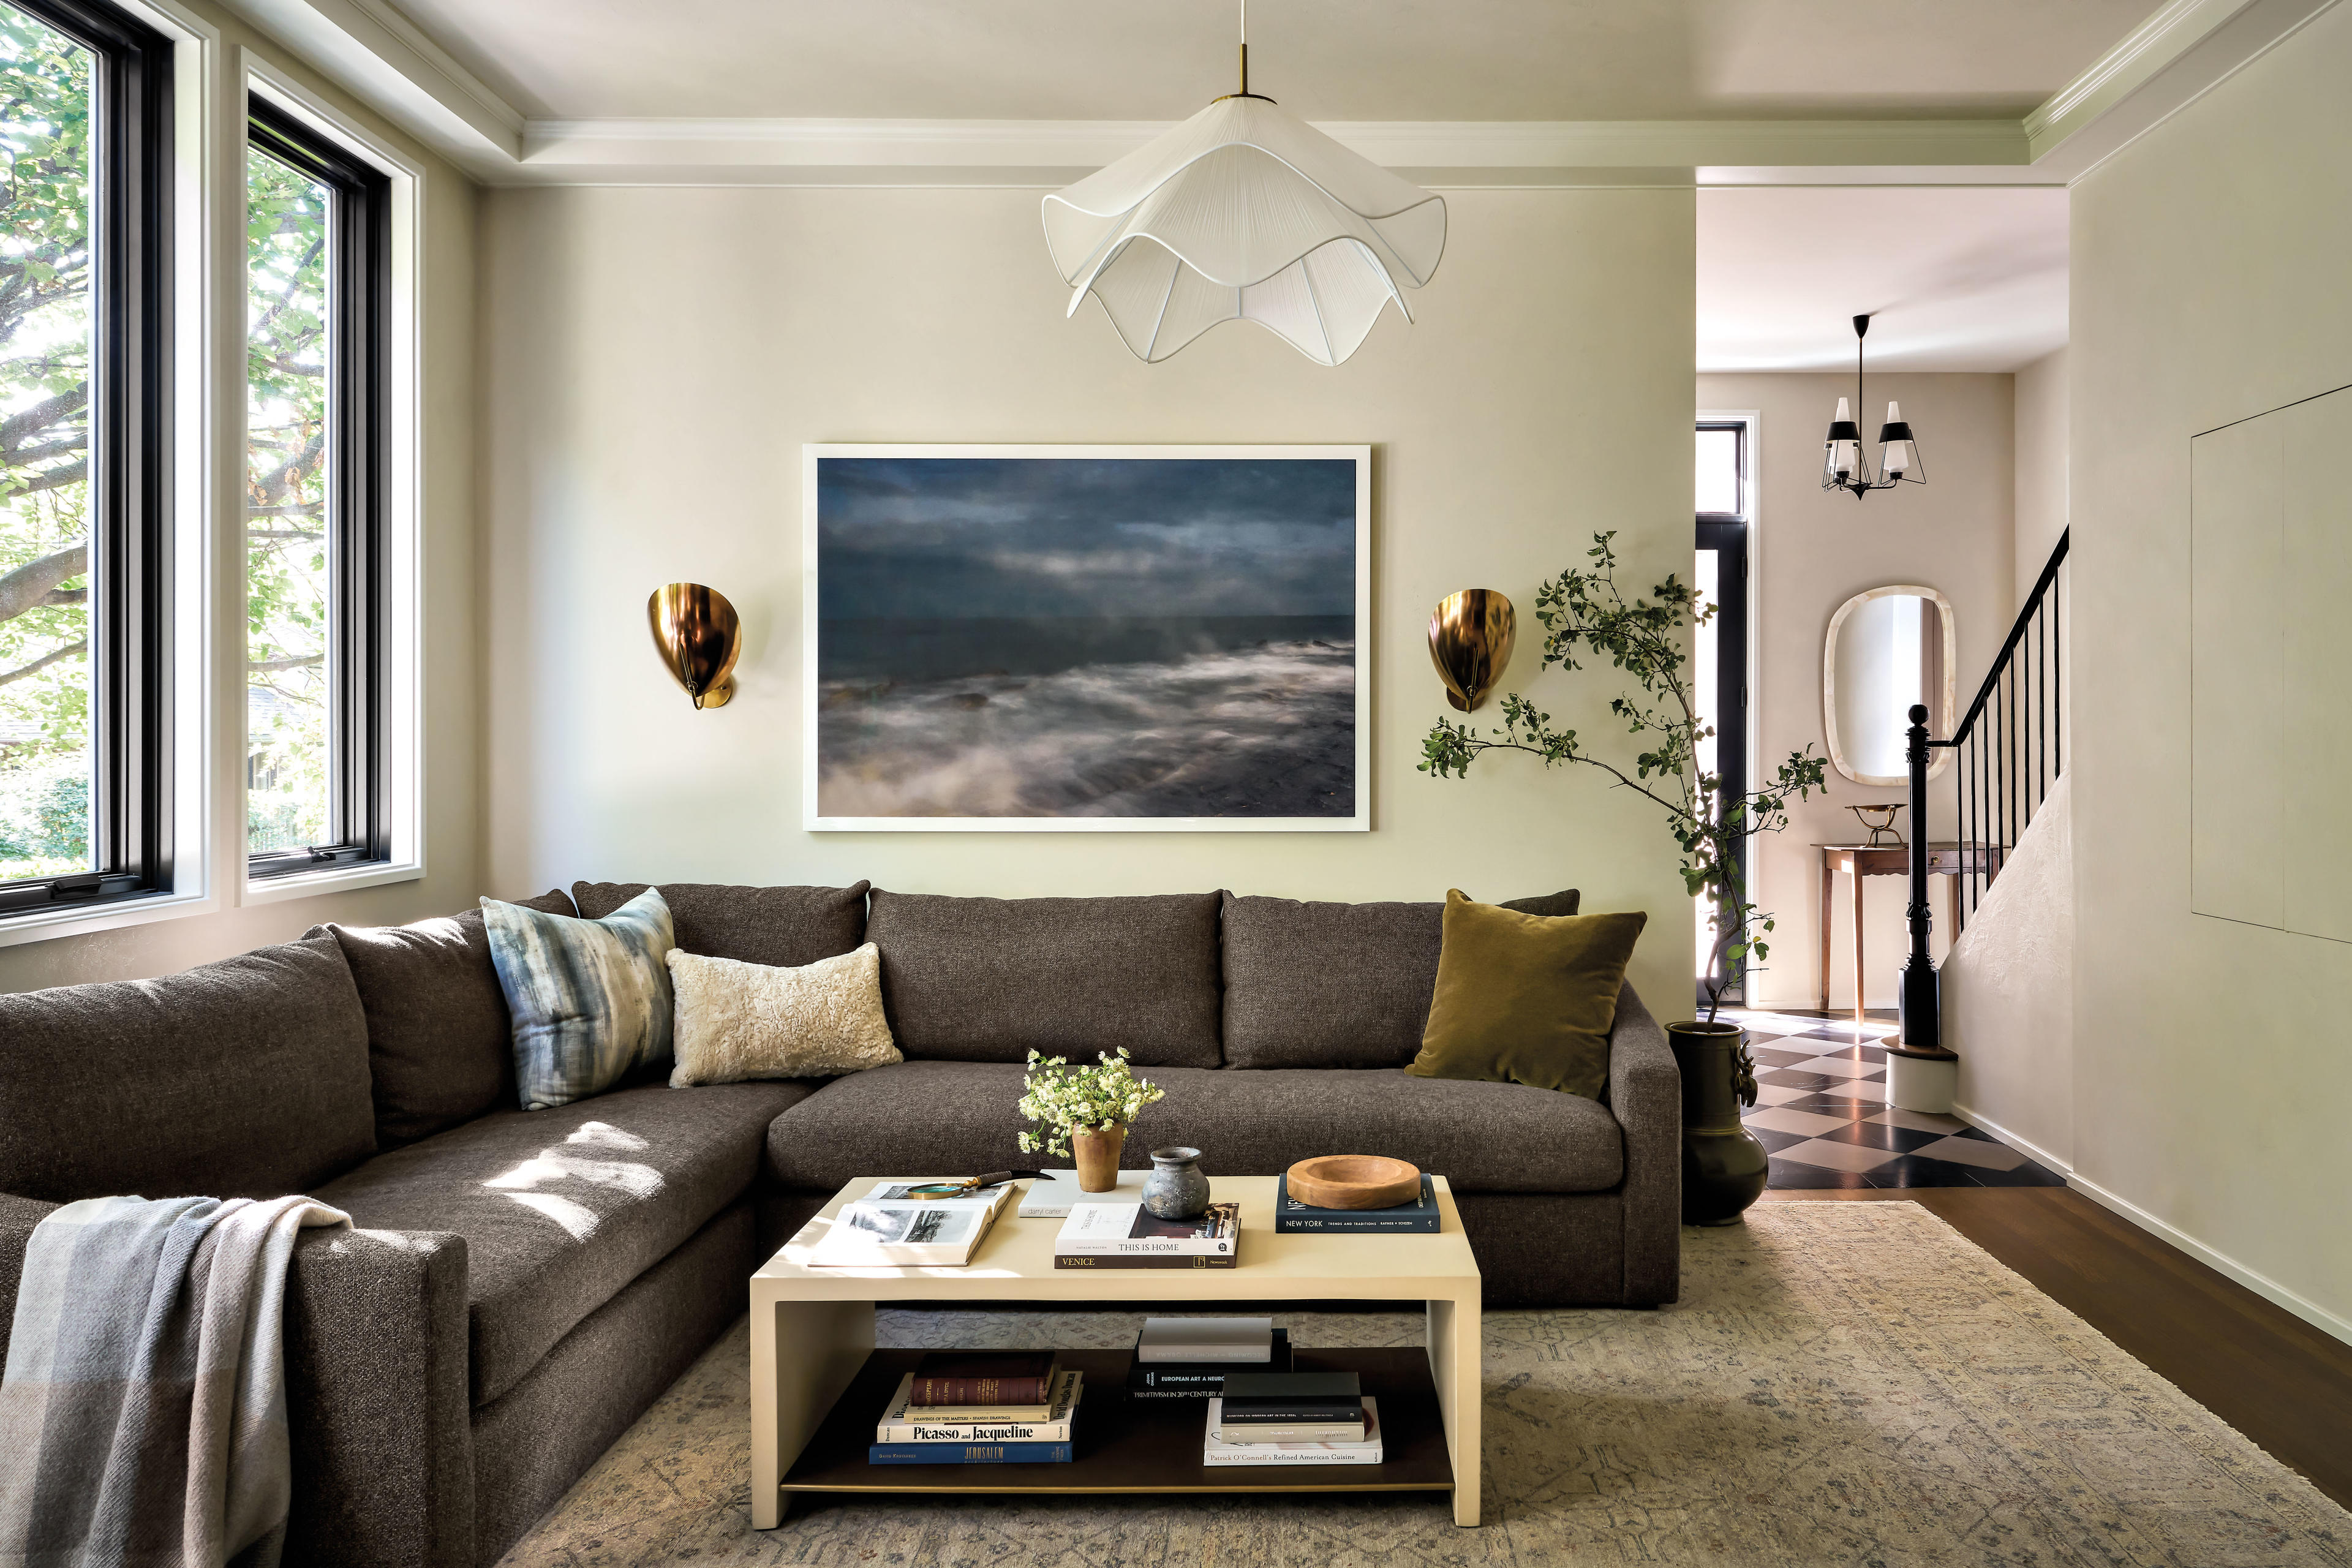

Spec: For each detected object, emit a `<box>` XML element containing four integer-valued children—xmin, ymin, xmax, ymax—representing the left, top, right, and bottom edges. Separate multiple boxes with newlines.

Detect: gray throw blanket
<box><xmin>0</xmin><ymin>1196</ymin><xmax>350</xmax><ymax>1568</ymax></box>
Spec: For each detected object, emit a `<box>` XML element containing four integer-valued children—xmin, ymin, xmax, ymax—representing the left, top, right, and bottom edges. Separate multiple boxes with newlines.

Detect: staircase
<box><xmin>1890</xmin><ymin>530</ymin><xmax>2069</xmax><ymax>1117</ymax></box>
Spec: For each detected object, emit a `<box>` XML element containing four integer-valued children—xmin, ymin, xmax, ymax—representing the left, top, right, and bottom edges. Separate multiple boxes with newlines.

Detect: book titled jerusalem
<box><xmin>867</xmin><ymin>1439</ymin><xmax>1074</xmax><ymax>1464</ymax></box>
<box><xmin>1054</xmin><ymin>1201</ymin><xmax>1239</xmax><ymax>1256</ymax></box>
<box><xmin>908</xmin><ymin>1351</ymin><xmax>1057</xmax><ymax>1407</ymax></box>
<box><xmin>1275</xmin><ymin>1174</ymin><xmax>1440</xmax><ymax>1233</ymax></box>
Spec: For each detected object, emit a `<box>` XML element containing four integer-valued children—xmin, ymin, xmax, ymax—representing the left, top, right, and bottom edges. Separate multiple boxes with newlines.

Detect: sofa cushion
<box><xmin>316</xmin><ymin>889</ymin><xmax>575</xmax><ymax>1147</ymax></box>
<box><xmin>1410</xmin><ymin>895</ymin><xmax>1646</xmax><ymax>1100</ymax></box>
<box><xmin>483</xmin><ymin>890</ymin><xmax>676</xmax><ymax>1111</ymax></box>
<box><xmin>1220</xmin><ymin>888</ymin><xmax>1581</xmax><ymax>1069</ymax></box>
<box><xmin>864</xmin><ymin>891</ymin><xmax>1222</xmax><ymax>1068</ymax></box>
<box><xmin>571</xmin><ymin>880</ymin><xmax>869</xmax><ymax>968</ymax></box>
<box><xmin>0</xmin><ymin>935</ymin><xmax>374</xmax><ymax>1203</ymax></box>
<box><xmin>766</xmin><ymin>1060</ymin><xmax>1622</xmax><ymax>1196</ymax></box>
<box><xmin>314</xmin><ymin>1079</ymin><xmax>815</xmax><ymax>1406</ymax></box>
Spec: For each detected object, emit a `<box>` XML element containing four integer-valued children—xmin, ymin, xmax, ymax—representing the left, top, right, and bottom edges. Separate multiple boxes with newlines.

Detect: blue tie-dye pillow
<box><xmin>481</xmin><ymin>889</ymin><xmax>676</xmax><ymax>1110</ymax></box>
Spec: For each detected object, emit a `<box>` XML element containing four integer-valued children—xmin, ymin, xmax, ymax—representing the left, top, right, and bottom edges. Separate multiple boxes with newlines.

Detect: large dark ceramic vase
<box><xmin>1667</xmin><ymin>1020</ymin><xmax>1770</xmax><ymax>1226</ymax></box>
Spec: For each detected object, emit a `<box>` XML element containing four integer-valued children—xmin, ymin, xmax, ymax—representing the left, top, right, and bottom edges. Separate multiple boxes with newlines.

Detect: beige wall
<box><xmin>478</xmin><ymin>185</ymin><xmax>1700</xmax><ymax>1016</ymax></box>
<box><xmin>1697</xmin><ymin>372</ymin><xmax>2016</xmax><ymax>1011</ymax></box>
<box><xmin>2014</xmin><ymin>346</ymin><xmax>2069</xmax><ymax>609</ymax></box>
<box><xmin>2071</xmin><ymin>0</ymin><xmax>2352</xmax><ymax>1338</ymax></box>
<box><xmin>0</xmin><ymin>1</ymin><xmax>483</xmax><ymax>992</ymax></box>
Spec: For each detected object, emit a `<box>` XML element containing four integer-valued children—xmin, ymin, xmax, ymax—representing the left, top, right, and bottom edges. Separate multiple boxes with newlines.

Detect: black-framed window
<box><xmin>243</xmin><ymin>95</ymin><xmax>389</xmax><ymax>878</ymax></box>
<box><xmin>0</xmin><ymin>0</ymin><xmax>173</xmax><ymax>918</ymax></box>
<box><xmin>1695</xmin><ymin>419</ymin><xmax>1751</xmax><ymax>1002</ymax></box>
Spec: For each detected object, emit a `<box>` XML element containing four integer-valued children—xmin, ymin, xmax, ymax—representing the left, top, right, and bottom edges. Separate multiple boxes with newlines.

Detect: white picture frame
<box><xmin>802</xmin><ymin>443</ymin><xmax>1372</xmax><ymax>832</ymax></box>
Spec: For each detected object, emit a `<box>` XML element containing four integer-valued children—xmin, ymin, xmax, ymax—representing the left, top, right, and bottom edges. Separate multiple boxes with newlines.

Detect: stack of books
<box><xmin>807</xmin><ymin>1180</ymin><xmax>1013</xmax><ymax>1267</ymax></box>
<box><xmin>1203</xmin><ymin>1371</ymin><xmax>1382</xmax><ymax>1466</ymax></box>
<box><xmin>1274</xmin><ymin>1174</ymin><xmax>1441</xmax><ymax>1234</ymax></box>
<box><xmin>1125</xmin><ymin>1316</ymin><xmax>1295</xmax><ymax>1398</ymax></box>
<box><xmin>867</xmin><ymin>1351</ymin><xmax>1082</xmax><ymax>1464</ymax></box>
<box><xmin>1052</xmin><ymin>1200</ymin><xmax>1240</xmax><ymax>1269</ymax></box>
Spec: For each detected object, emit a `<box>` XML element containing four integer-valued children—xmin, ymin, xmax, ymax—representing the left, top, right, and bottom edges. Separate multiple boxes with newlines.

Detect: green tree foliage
<box><xmin>0</xmin><ymin>6</ymin><xmax>96</xmax><ymax>879</ymax></box>
<box><xmin>243</xmin><ymin>144</ymin><xmax>331</xmax><ymax>852</ymax></box>
<box><xmin>0</xmin><ymin>4</ymin><xmax>338</xmax><ymax>878</ymax></box>
<box><xmin>1422</xmin><ymin>530</ymin><xmax>1830</xmax><ymax>1023</ymax></box>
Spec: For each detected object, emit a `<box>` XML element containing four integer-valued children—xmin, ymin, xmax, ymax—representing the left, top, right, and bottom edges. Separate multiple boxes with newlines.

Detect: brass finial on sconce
<box><xmin>647</xmin><ymin>583</ymin><xmax>741</xmax><ymax>709</ymax></box>
<box><xmin>1427</xmin><ymin>589</ymin><xmax>1516</xmax><ymax>712</ymax></box>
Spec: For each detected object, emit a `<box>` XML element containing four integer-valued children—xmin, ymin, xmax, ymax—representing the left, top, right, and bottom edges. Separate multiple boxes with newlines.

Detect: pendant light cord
<box><xmin>1218</xmin><ymin>0</ymin><xmax>1273</xmax><ymax>102</ymax></box>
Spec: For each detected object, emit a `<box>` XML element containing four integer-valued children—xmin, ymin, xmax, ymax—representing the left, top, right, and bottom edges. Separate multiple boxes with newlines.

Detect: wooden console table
<box><xmin>1817</xmin><ymin>842</ymin><xmax>2000</xmax><ymax>1019</ymax></box>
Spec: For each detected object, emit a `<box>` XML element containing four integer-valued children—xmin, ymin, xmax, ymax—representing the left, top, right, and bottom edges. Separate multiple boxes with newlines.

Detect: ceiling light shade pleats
<box><xmin>1042</xmin><ymin>97</ymin><xmax>1446</xmax><ymax>366</ymax></box>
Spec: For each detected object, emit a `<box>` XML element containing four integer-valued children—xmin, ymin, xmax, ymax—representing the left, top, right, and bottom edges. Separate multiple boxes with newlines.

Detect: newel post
<box><xmin>1895</xmin><ymin>702</ymin><xmax>1951</xmax><ymax>1066</ymax></box>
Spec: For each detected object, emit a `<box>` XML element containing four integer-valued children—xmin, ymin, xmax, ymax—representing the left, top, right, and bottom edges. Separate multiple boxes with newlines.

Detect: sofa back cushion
<box><xmin>864</xmin><ymin>890</ymin><xmax>1222</xmax><ymax>1067</ymax></box>
<box><xmin>571</xmin><ymin>880</ymin><xmax>869</xmax><ymax>968</ymax></box>
<box><xmin>317</xmin><ymin>888</ymin><xmax>575</xmax><ymax>1147</ymax></box>
<box><xmin>0</xmin><ymin>935</ymin><xmax>375</xmax><ymax>1202</ymax></box>
<box><xmin>1221</xmin><ymin>888</ymin><xmax>1582</xmax><ymax>1069</ymax></box>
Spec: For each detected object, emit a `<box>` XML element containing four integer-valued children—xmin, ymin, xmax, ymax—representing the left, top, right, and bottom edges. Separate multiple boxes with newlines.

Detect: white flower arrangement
<box><xmin>1014</xmin><ymin>1047</ymin><xmax>1166</xmax><ymax>1160</ymax></box>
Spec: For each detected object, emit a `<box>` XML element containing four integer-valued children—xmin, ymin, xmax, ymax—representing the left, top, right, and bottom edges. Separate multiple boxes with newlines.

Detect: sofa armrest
<box><xmin>1608</xmin><ymin>984</ymin><xmax>1681</xmax><ymax>1305</ymax></box>
<box><xmin>0</xmin><ymin>1191</ymin><xmax>62</xmax><ymax>1368</ymax></box>
<box><xmin>283</xmin><ymin>1227</ymin><xmax>475</xmax><ymax>1568</ymax></box>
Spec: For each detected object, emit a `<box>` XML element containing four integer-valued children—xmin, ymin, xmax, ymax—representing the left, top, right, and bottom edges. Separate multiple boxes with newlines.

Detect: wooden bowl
<box><xmin>1286</xmin><ymin>1155</ymin><xmax>1423</xmax><ymax>1211</ymax></box>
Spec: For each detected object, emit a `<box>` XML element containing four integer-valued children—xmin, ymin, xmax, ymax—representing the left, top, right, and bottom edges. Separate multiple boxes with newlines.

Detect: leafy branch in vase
<box><xmin>1420</xmin><ymin>530</ymin><xmax>1828</xmax><ymax>1023</ymax></box>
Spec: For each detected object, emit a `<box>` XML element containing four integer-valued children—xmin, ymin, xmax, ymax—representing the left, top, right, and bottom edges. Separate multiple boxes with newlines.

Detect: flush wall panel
<box><xmin>2280</xmin><ymin>388</ymin><xmax>2352</xmax><ymax>943</ymax></box>
<box><xmin>2188</xmin><ymin>413</ymin><xmax>2284</xmax><ymax>929</ymax></box>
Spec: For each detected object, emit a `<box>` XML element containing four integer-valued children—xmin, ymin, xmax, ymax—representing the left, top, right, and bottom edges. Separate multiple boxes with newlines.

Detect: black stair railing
<box><xmin>1898</xmin><ymin>527</ymin><xmax>2068</xmax><ymax>1053</ymax></box>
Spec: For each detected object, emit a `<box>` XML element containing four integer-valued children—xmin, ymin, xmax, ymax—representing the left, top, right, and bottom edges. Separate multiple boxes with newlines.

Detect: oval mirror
<box><xmin>1823</xmin><ymin>584</ymin><xmax>1954</xmax><ymax>786</ymax></box>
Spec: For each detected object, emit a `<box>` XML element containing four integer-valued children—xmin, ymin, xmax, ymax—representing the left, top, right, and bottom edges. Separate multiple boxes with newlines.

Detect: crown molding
<box><xmin>2021</xmin><ymin>0</ymin><xmax>2342</xmax><ymax>176</ymax></box>
<box><xmin>507</xmin><ymin>116</ymin><xmax>2029</xmax><ymax>187</ymax></box>
<box><xmin>217</xmin><ymin>0</ymin><xmax>521</xmax><ymax>170</ymax></box>
<box><xmin>219</xmin><ymin>0</ymin><xmax>2342</xmax><ymax>189</ymax></box>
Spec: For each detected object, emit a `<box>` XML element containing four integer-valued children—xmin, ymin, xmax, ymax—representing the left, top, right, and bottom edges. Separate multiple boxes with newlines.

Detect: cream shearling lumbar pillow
<box><xmin>665</xmin><ymin>943</ymin><xmax>900</xmax><ymax>1087</ymax></box>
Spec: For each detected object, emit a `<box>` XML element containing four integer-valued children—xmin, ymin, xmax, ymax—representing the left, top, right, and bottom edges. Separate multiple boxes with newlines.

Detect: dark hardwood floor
<box><xmin>1760</xmin><ymin>1186</ymin><xmax>2352</xmax><ymax>1511</ymax></box>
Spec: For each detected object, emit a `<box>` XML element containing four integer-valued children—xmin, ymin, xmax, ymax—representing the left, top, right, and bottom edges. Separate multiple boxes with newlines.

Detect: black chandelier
<box><xmin>1822</xmin><ymin>314</ymin><xmax>1925</xmax><ymax>499</ymax></box>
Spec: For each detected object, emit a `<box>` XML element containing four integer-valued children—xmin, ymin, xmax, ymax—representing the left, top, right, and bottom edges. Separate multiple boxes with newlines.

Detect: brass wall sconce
<box><xmin>1427</xmin><ymin>589</ymin><xmax>1516</xmax><ymax>712</ymax></box>
<box><xmin>647</xmin><ymin>582</ymin><xmax>741</xmax><ymax>709</ymax></box>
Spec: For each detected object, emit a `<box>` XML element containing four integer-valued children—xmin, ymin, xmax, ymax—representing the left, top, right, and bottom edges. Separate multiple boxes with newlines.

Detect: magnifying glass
<box><xmin>899</xmin><ymin>1169</ymin><xmax>1047</xmax><ymax>1199</ymax></box>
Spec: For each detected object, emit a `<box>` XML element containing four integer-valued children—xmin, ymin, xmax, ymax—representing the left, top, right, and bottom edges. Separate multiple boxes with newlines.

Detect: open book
<box><xmin>806</xmin><ymin>1180</ymin><xmax>1014</xmax><ymax>1267</ymax></box>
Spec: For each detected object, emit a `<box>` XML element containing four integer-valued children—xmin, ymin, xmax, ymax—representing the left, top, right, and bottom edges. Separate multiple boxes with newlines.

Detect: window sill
<box><xmin>0</xmin><ymin>889</ymin><xmax>223</xmax><ymax>951</ymax></box>
<box><xmin>243</xmin><ymin>858</ymin><xmax>423</xmax><ymax>906</ymax></box>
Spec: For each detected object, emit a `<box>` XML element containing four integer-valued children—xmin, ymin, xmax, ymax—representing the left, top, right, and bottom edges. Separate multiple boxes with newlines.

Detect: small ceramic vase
<box><xmin>1141</xmin><ymin>1146</ymin><xmax>1211</xmax><ymax>1219</ymax></box>
<box><xmin>1071</xmin><ymin>1123</ymin><xmax>1127</xmax><ymax>1193</ymax></box>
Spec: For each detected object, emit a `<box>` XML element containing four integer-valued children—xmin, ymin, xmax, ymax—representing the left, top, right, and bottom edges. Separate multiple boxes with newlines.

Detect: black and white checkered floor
<box><xmin>1721</xmin><ymin>1008</ymin><xmax>2068</xmax><ymax>1190</ymax></box>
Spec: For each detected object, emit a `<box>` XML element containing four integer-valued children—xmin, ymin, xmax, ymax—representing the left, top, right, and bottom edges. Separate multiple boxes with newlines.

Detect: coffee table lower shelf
<box><xmin>779</xmin><ymin>1347</ymin><xmax>1453</xmax><ymax>1503</ymax></box>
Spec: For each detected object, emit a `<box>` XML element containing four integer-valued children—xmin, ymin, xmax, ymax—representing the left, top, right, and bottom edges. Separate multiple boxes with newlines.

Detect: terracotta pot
<box><xmin>1667</xmin><ymin>1021</ymin><xmax>1770</xmax><ymax>1227</ymax></box>
<box><xmin>1071</xmin><ymin>1124</ymin><xmax>1128</xmax><ymax>1192</ymax></box>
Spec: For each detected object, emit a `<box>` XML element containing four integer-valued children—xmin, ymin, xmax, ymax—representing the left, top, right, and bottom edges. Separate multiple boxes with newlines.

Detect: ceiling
<box><xmin>1697</xmin><ymin>186</ymin><xmax>2070</xmax><ymax>373</ymax></box>
<box><xmin>385</xmin><ymin>0</ymin><xmax>2156</xmax><ymax>123</ymax></box>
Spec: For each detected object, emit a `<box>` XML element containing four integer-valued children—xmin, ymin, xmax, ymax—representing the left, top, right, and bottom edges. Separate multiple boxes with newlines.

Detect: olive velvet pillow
<box><xmin>1406</xmin><ymin>891</ymin><xmax>1647</xmax><ymax>1100</ymax></box>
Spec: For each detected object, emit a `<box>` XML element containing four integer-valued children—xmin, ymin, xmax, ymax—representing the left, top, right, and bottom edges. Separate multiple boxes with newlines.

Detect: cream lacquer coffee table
<box><xmin>749</xmin><ymin>1174</ymin><xmax>1484</xmax><ymax>1527</ymax></box>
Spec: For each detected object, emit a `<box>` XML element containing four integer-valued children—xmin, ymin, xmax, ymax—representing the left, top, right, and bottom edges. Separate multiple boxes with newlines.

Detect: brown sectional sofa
<box><xmin>0</xmin><ymin>881</ymin><xmax>1679</xmax><ymax>1567</ymax></box>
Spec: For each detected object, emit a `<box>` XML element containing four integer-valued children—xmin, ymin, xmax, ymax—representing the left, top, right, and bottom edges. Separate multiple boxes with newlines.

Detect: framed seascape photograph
<box><xmin>803</xmin><ymin>445</ymin><xmax>1371</xmax><ymax>831</ymax></box>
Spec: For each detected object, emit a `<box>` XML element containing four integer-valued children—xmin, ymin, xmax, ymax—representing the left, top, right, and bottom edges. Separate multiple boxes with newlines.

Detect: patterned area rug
<box><xmin>499</xmin><ymin>1202</ymin><xmax>2350</xmax><ymax>1566</ymax></box>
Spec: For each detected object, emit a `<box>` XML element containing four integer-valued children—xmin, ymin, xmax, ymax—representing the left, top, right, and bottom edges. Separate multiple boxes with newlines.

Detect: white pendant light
<box><xmin>1041</xmin><ymin>2</ymin><xmax>1446</xmax><ymax>366</ymax></box>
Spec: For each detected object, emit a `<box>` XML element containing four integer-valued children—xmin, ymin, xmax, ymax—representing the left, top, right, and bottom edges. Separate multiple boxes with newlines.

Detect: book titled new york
<box><xmin>1275</xmin><ymin>1174</ymin><xmax>1441</xmax><ymax>1233</ymax></box>
<box><xmin>1053</xmin><ymin>1201</ymin><xmax>1239</xmax><ymax>1256</ymax></box>
<box><xmin>867</xmin><ymin>1439</ymin><xmax>1073</xmax><ymax>1464</ymax></box>
<box><xmin>908</xmin><ymin>1351</ymin><xmax>1057</xmax><ymax>1407</ymax></box>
